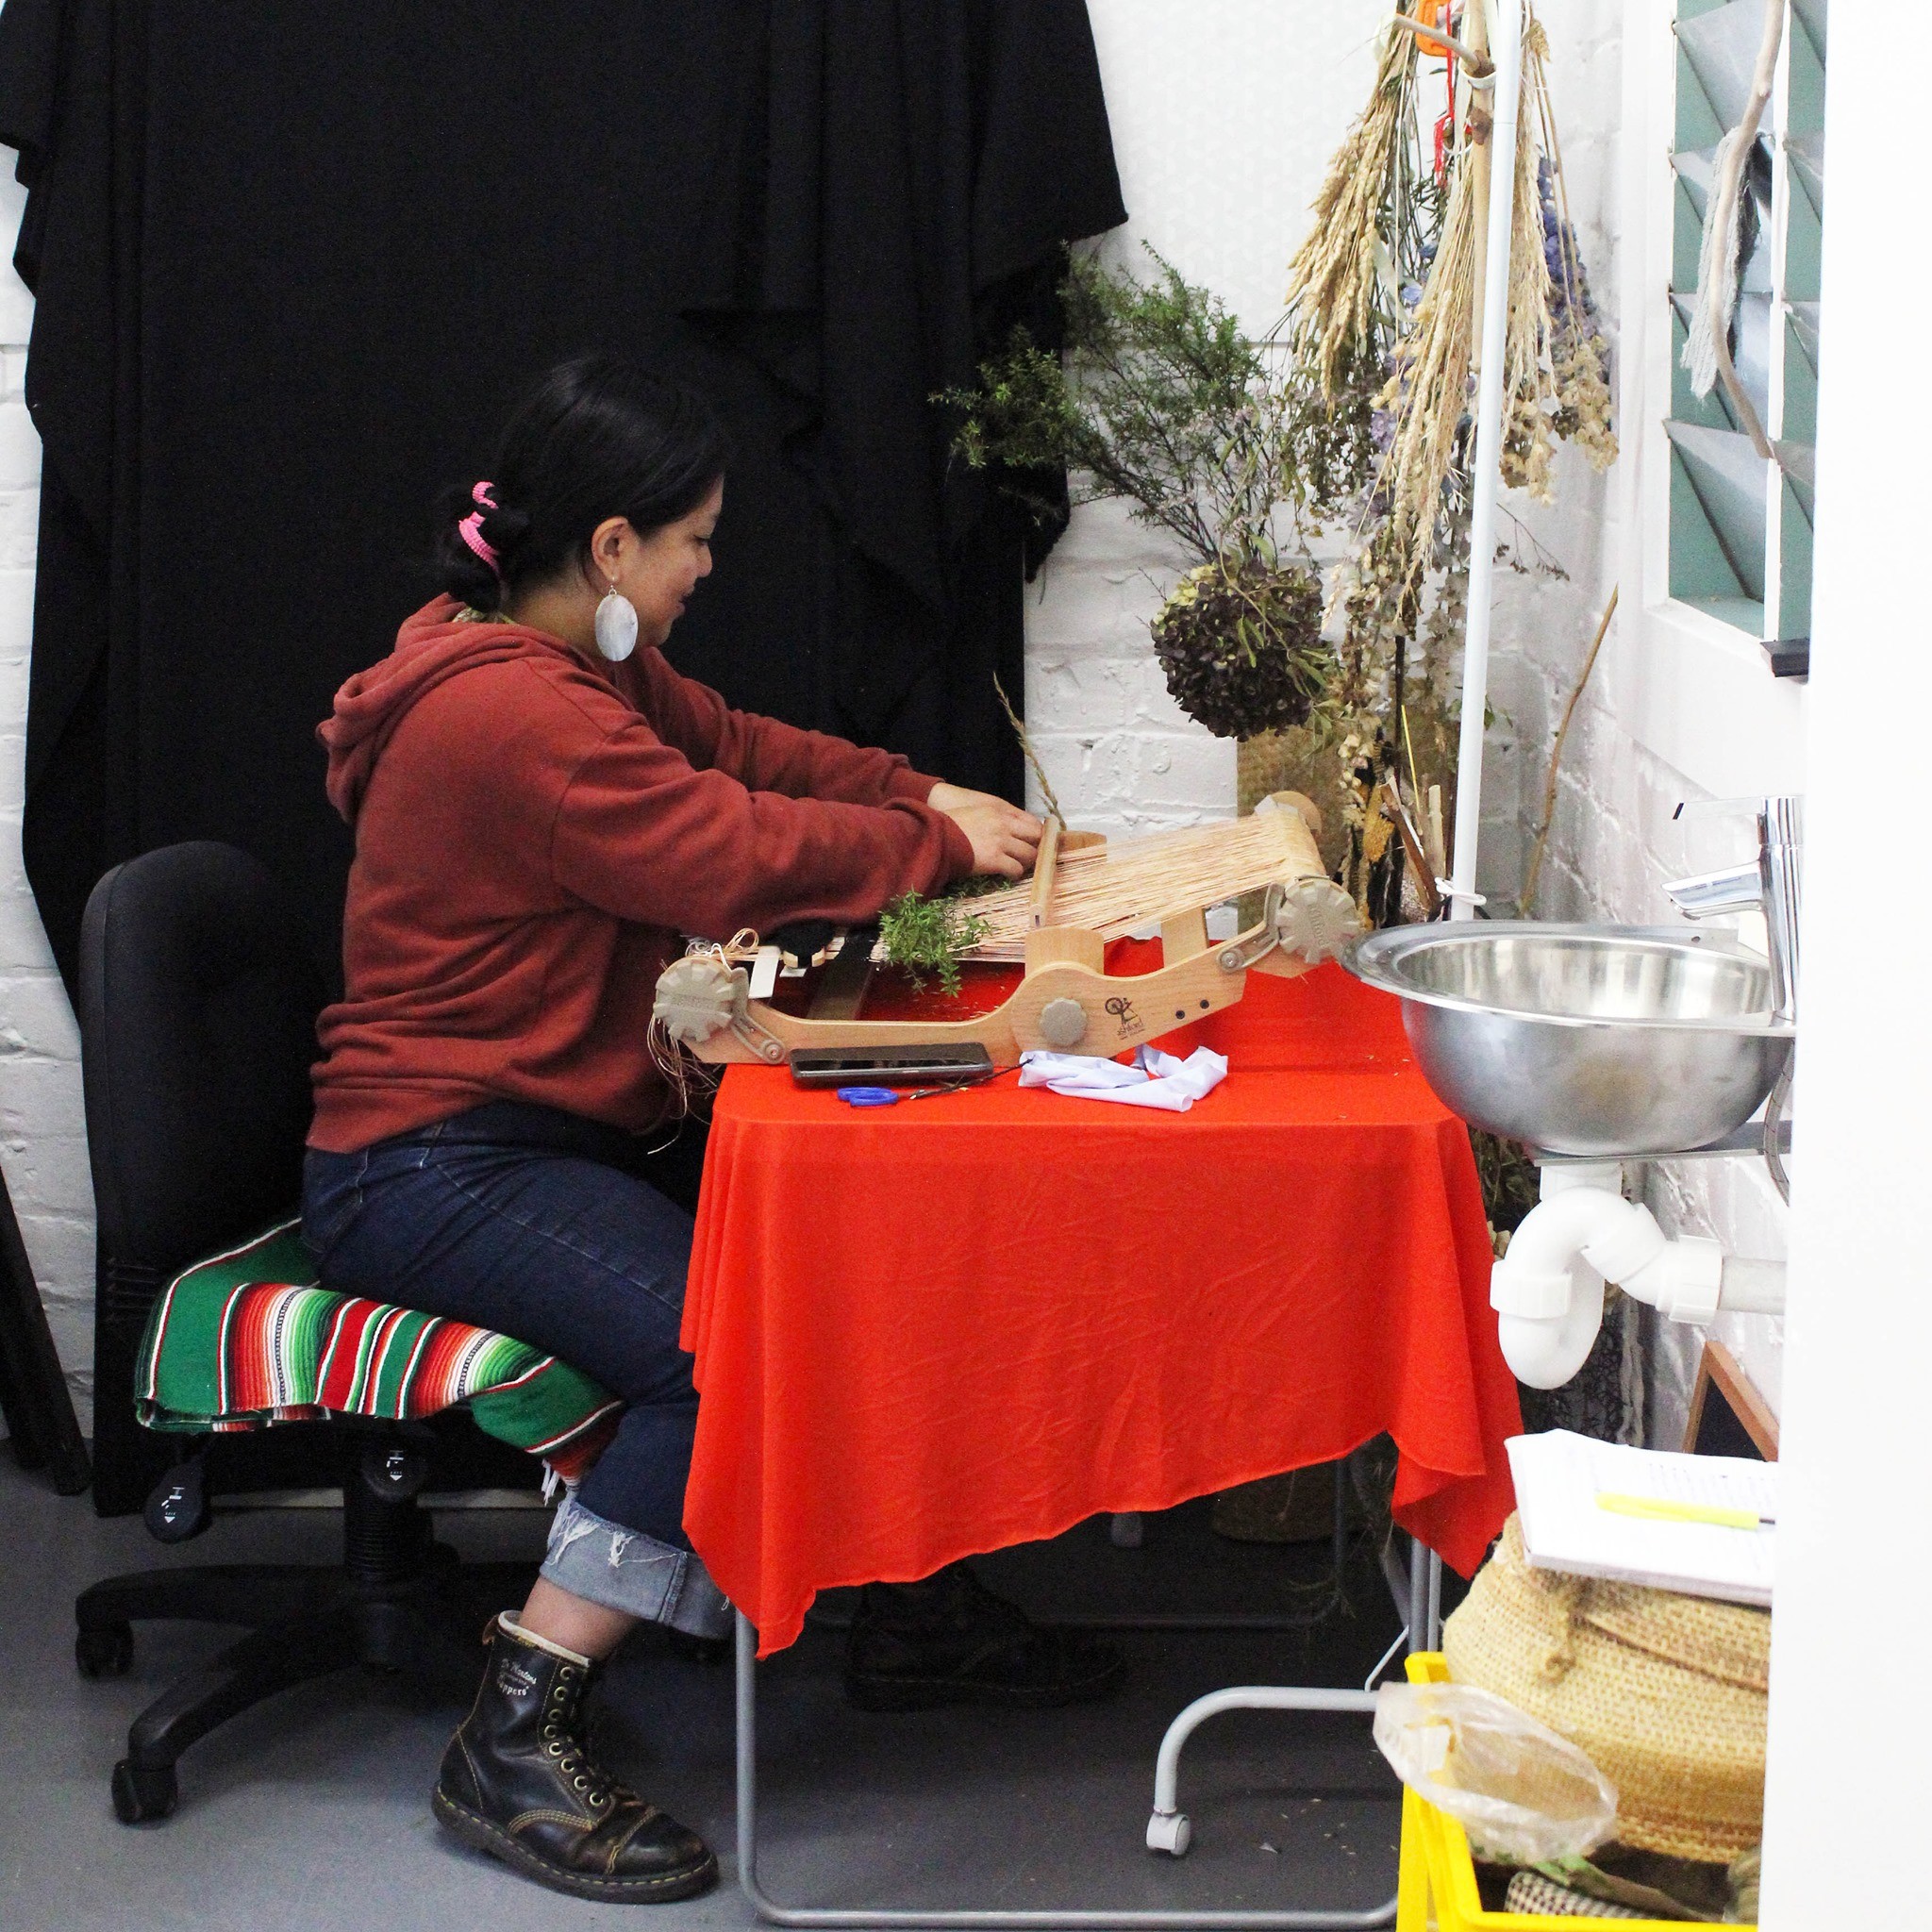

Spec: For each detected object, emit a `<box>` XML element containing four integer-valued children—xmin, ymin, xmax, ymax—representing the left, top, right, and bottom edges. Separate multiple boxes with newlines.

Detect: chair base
<box><xmin>75</xmin><ymin>1461</ymin><xmax>538</xmax><ymax>1822</ymax></box>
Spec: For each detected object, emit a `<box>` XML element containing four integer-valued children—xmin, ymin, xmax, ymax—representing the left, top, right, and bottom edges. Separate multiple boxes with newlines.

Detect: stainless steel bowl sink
<box><xmin>1343</xmin><ymin>923</ymin><xmax>1794</xmax><ymax>1157</ymax></box>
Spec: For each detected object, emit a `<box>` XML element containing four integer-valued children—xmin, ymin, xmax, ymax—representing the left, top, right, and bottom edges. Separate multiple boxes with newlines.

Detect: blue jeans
<box><xmin>301</xmin><ymin>1102</ymin><xmax>730</xmax><ymax>1638</ymax></box>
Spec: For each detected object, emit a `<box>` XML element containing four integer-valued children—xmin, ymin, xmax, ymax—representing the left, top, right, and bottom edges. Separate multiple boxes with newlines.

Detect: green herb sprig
<box><xmin>877</xmin><ymin>891</ymin><xmax>991</xmax><ymax>998</ymax></box>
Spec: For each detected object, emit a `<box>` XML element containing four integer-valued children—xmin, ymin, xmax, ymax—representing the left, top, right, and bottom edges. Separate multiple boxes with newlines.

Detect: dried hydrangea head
<box><xmin>1151</xmin><ymin>559</ymin><xmax>1328</xmax><ymax>741</ymax></box>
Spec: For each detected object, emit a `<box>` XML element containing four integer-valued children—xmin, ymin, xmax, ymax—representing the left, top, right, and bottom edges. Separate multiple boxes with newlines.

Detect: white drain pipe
<box><xmin>1492</xmin><ymin>1168</ymin><xmax>1787</xmax><ymax>1388</ymax></box>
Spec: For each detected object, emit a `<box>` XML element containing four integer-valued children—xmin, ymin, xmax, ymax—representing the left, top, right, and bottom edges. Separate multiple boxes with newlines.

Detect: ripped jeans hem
<box><xmin>541</xmin><ymin>1492</ymin><xmax>734</xmax><ymax>1640</ymax></box>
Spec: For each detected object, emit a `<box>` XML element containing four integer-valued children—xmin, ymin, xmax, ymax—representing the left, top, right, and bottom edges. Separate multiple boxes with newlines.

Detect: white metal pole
<box><xmin>1446</xmin><ymin>0</ymin><xmax>1524</xmax><ymax>920</ymax></box>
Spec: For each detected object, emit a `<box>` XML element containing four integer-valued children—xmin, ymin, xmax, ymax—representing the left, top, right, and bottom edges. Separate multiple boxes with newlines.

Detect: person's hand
<box><xmin>927</xmin><ymin>783</ymin><xmax>1043</xmax><ymax>879</ymax></box>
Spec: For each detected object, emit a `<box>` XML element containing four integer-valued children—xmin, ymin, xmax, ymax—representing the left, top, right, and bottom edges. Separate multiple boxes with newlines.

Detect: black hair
<box><xmin>433</xmin><ymin>355</ymin><xmax>732</xmax><ymax>611</ymax></box>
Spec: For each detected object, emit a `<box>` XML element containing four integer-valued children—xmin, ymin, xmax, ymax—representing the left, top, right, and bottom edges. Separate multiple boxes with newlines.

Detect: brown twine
<box><xmin>646</xmin><ymin>1016</ymin><xmax>722</xmax><ymax>1121</ymax></box>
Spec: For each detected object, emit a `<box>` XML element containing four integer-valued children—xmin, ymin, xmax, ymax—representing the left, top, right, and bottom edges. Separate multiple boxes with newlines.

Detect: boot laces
<box><xmin>543</xmin><ymin>1665</ymin><xmax>616</xmax><ymax>1810</ymax></box>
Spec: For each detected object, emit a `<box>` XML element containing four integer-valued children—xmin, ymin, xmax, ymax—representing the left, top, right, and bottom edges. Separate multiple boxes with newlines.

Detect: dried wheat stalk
<box><xmin>958</xmin><ymin>814</ymin><xmax>1319</xmax><ymax>961</ymax></box>
<box><xmin>1375</xmin><ymin>8</ymin><xmax>1584</xmax><ymax>590</ymax></box>
<box><xmin>1378</xmin><ymin>150</ymin><xmax>1477</xmax><ymax>597</ymax></box>
<box><xmin>1285</xmin><ymin>23</ymin><xmax>1415</xmax><ymax>400</ymax></box>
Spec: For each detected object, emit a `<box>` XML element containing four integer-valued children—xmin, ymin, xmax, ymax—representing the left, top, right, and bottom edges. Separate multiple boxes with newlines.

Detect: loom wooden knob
<box><xmin>1038</xmin><ymin>997</ymin><xmax>1089</xmax><ymax>1048</ymax></box>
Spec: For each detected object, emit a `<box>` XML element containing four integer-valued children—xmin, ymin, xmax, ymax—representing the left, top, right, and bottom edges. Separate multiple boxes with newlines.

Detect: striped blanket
<box><xmin>136</xmin><ymin>1221</ymin><xmax>620</xmax><ymax>1484</ymax></box>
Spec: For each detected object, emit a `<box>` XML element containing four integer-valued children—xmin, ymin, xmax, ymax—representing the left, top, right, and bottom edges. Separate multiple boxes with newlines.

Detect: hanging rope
<box><xmin>1681</xmin><ymin>0</ymin><xmax>1785</xmax><ymax>460</ymax></box>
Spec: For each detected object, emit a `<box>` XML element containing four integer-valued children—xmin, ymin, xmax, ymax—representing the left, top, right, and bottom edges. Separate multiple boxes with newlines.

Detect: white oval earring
<box><xmin>594</xmin><ymin>580</ymin><xmax>639</xmax><ymax>662</ymax></box>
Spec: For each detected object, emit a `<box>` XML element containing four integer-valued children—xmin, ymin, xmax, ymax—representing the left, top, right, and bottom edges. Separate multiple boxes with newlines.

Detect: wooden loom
<box><xmin>652</xmin><ymin>797</ymin><xmax>1361</xmax><ymax>1071</ymax></box>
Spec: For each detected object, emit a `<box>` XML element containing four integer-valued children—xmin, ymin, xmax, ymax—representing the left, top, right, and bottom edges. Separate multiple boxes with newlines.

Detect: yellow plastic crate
<box><xmin>1394</xmin><ymin>1654</ymin><xmax>1757</xmax><ymax>1932</ymax></box>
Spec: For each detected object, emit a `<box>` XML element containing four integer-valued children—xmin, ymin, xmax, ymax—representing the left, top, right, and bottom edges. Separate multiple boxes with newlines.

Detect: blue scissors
<box><xmin>836</xmin><ymin>1083</ymin><xmax>977</xmax><ymax>1107</ymax></box>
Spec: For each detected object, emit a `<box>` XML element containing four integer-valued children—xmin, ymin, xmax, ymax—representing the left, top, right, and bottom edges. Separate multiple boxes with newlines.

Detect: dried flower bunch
<box><xmin>1341</xmin><ymin>9</ymin><xmax>1616</xmax><ymax>604</ymax></box>
<box><xmin>1499</xmin><ymin>22</ymin><xmax>1618</xmax><ymax>500</ymax></box>
<box><xmin>1283</xmin><ymin>2</ymin><xmax>1614</xmax><ymax>916</ymax></box>
<box><xmin>1151</xmin><ymin>559</ymin><xmax>1327</xmax><ymax>740</ymax></box>
<box><xmin>1284</xmin><ymin>23</ymin><xmax>1436</xmax><ymax>404</ymax></box>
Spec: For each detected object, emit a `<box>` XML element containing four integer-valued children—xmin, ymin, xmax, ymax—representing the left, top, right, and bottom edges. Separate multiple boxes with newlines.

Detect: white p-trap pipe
<box><xmin>1491</xmin><ymin>1186</ymin><xmax>1787</xmax><ymax>1389</ymax></box>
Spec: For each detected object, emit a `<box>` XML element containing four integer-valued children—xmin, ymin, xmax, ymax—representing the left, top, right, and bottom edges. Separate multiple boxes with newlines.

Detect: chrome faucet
<box><xmin>1664</xmin><ymin>796</ymin><xmax>1802</xmax><ymax>1025</ymax></box>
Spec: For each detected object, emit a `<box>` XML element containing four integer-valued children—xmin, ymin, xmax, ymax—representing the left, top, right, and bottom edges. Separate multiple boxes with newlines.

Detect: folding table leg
<box><xmin>1143</xmin><ymin>1537</ymin><xmax>1437</xmax><ymax>1878</ymax></box>
<box><xmin>734</xmin><ymin>1614</ymin><xmax>1399</xmax><ymax>1930</ymax></box>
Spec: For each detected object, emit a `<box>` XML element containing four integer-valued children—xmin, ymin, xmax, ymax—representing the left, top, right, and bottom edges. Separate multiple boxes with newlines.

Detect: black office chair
<box><xmin>72</xmin><ymin>842</ymin><xmax>535</xmax><ymax>1823</ymax></box>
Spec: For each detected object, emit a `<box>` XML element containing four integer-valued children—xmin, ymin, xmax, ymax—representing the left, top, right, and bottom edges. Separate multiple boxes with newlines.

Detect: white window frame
<box><xmin>1611</xmin><ymin>0</ymin><xmax>1806</xmax><ymax>802</ymax></box>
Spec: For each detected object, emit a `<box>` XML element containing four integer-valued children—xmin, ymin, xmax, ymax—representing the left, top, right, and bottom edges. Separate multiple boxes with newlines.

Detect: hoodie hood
<box><xmin>320</xmin><ymin>597</ymin><xmax>581</xmax><ymax>824</ymax></box>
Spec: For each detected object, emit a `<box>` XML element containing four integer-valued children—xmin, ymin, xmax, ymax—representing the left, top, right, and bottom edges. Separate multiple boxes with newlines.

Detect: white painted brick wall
<box><xmin>0</xmin><ymin>162</ymin><xmax>94</xmax><ymax>1431</ymax></box>
<box><xmin>1027</xmin><ymin>1</ymin><xmax>1396</xmax><ymax>831</ymax></box>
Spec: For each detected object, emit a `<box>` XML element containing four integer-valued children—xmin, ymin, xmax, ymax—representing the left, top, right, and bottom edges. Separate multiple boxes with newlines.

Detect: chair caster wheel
<box><xmin>76</xmin><ymin>1623</ymin><xmax>134</xmax><ymax>1679</ymax></box>
<box><xmin>111</xmin><ymin>1758</ymin><xmax>177</xmax><ymax>1824</ymax></box>
<box><xmin>1146</xmin><ymin>1810</ymin><xmax>1191</xmax><ymax>1856</ymax></box>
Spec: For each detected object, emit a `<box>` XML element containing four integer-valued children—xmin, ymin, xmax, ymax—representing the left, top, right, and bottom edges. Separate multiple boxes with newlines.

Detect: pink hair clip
<box><xmin>458</xmin><ymin>481</ymin><xmax>501</xmax><ymax>574</ymax></box>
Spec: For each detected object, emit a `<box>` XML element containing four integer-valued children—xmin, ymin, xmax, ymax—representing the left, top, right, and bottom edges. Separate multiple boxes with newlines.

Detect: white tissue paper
<box><xmin>1017</xmin><ymin>1044</ymin><xmax>1229</xmax><ymax>1112</ymax></box>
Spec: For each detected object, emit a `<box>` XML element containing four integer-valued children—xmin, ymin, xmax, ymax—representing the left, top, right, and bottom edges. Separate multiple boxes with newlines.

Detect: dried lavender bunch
<box><xmin>1496</xmin><ymin>22</ymin><xmax>1619</xmax><ymax>499</ymax></box>
<box><xmin>1537</xmin><ymin>155</ymin><xmax>1616</xmax><ymax>471</ymax></box>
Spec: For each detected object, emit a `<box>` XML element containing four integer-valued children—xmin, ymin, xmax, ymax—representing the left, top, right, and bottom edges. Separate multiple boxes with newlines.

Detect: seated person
<box><xmin>302</xmin><ymin>356</ymin><xmax>1122</xmax><ymax>1906</ymax></box>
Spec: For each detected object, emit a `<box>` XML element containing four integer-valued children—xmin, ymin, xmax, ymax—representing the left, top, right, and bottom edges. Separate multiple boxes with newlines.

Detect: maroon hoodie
<box><xmin>309</xmin><ymin>597</ymin><xmax>973</xmax><ymax>1151</ymax></box>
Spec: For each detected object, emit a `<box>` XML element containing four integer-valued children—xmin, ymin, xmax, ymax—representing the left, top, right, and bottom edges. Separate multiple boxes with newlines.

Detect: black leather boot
<box><xmin>844</xmin><ymin>1564</ymin><xmax>1125</xmax><ymax>1711</ymax></box>
<box><xmin>433</xmin><ymin>1614</ymin><xmax>718</xmax><ymax>1903</ymax></box>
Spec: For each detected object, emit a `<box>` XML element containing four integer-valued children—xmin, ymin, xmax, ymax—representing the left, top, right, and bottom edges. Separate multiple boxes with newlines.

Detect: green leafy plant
<box><xmin>944</xmin><ymin>249</ymin><xmax>1369</xmax><ymax>561</ymax></box>
<box><xmin>877</xmin><ymin>891</ymin><xmax>991</xmax><ymax>997</ymax></box>
<box><xmin>938</xmin><ymin>249</ymin><xmax>1374</xmax><ymax>741</ymax></box>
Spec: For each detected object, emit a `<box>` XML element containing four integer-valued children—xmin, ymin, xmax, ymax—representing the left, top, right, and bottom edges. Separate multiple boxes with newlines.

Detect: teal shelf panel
<box><xmin>1788</xmin><ymin>4</ymin><xmax>1827</xmax><ymax>142</ymax></box>
<box><xmin>1781</xmin><ymin>310</ymin><xmax>1816</xmax><ymax>444</ymax></box>
<box><xmin>1791</xmin><ymin>0</ymin><xmax>1826</xmax><ymax>64</ymax></box>
<box><xmin>1784</xmin><ymin>165</ymin><xmax>1822</xmax><ymax>304</ymax></box>
<box><xmin>1776</xmin><ymin>473</ymin><xmax>1813</xmax><ymax>642</ymax></box>
<box><xmin>1678</xmin><ymin>592</ymin><xmax>1767</xmax><ymax>634</ymax></box>
<box><xmin>1670</xmin><ymin>297</ymin><xmax>1739</xmax><ymax>430</ymax></box>
<box><xmin>1668</xmin><ymin>431</ymin><xmax>1766</xmax><ymax>618</ymax></box>
<box><xmin>1678</xmin><ymin>2</ymin><xmax>1767</xmax><ymax>134</ymax></box>
<box><xmin>1669</xmin><ymin>0</ymin><xmax>1821</xmax><ymax>658</ymax></box>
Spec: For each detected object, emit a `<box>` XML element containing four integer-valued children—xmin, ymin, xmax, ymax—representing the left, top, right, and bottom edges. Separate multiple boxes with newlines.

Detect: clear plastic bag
<box><xmin>1373</xmin><ymin>1680</ymin><xmax>1619</xmax><ymax>1864</ymax></box>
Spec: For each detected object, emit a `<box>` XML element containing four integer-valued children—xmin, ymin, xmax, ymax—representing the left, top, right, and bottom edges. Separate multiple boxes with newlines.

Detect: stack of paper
<box><xmin>1506</xmin><ymin>1430</ymin><xmax>1777</xmax><ymax>1608</ymax></box>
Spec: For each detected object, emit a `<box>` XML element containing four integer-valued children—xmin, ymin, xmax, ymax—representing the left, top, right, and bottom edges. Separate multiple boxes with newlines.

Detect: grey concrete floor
<box><xmin>0</xmin><ymin>1455</ymin><xmax>1418</xmax><ymax>1931</ymax></box>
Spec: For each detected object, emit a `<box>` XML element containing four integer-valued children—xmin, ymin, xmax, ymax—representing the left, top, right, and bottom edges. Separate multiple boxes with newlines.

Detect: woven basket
<box><xmin>1441</xmin><ymin>1514</ymin><xmax>1769</xmax><ymax>1862</ymax></box>
<box><xmin>1236</xmin><ymin>730</ymin><xmax>1350</xmax><ymax>871</ymax></box>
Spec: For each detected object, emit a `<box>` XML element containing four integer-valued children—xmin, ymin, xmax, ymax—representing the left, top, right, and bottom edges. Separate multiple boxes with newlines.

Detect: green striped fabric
<box><xmin>135</xmin><ymin>1221</ymin><xmax>620</xmax><ymax>1483</ymax></box>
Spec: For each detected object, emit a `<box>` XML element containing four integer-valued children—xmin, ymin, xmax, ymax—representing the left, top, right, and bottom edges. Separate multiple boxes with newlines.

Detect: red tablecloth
<box><xmin>682</xmin><ymin>949</ymin><xmax>1520</xmax><ymax>1654</ymax></box>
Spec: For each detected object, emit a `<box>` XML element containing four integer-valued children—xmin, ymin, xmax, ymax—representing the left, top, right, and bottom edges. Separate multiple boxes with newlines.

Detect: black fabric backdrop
<box><xmin>0</xmin><ymin>0</ymin><xmax>1125</xmax><ymax>992</ymax></box>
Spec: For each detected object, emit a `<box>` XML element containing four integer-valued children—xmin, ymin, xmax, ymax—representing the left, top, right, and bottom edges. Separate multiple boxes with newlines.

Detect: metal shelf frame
<box><xmin>731</xmin><ymin>1539</ymin><xmax>1444</xmax><ymax>1931</ymax></box>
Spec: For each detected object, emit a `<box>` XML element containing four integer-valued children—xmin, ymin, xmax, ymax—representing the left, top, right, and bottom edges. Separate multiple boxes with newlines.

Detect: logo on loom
<box><xmin>1104</xmin><ymin>994</ymin><xmax>1146</xmax><ymax>1041</ymax></box>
